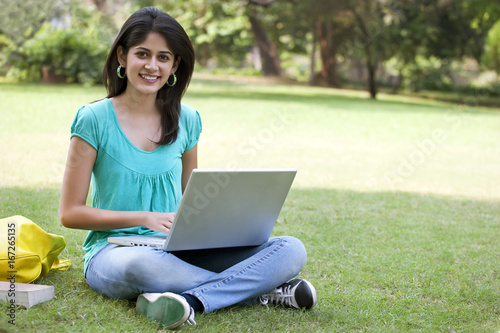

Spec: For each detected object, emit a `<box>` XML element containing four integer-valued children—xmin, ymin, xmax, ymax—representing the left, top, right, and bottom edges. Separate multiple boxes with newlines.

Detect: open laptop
<box><xmin>107</xmin><ymin>169</ymin><xmax>297</xmax><ymax>252</ymax></box>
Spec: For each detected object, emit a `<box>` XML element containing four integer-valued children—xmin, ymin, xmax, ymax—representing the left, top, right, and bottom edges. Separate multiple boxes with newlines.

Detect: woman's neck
<box><xmin>115</xmin><ymin>89</ymin><xmax>159</xmax><ymax>116</ymax></box>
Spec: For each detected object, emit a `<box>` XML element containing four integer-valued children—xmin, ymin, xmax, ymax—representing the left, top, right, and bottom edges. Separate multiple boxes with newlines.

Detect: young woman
<box><xmin>59</xmin><ymin>7</ymin><xmax>316</xmax><ymax>329</ymax></box>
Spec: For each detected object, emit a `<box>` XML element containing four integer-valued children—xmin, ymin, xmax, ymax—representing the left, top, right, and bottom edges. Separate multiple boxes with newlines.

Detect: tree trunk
<box><xmin>363</xmin><ymin>35</ymin><xmax>378</xmax><ymax>99</ymax></box>
<box><xmin>309</xmin><ymin>25</ymin><xmax>317</xmax><ymax>83</ymax></box>
<box><xmin>92</xmin><ymin>0</ymin><xmax>107</xmax><ymax>12</ymax></box>
<box><xmin>196</xmin><ymin>43</ymin><xmax>211</xmax><ymax>67</ymax></box>
<box><xmin>494</xmin><ymin>43</ymin><xmax>500</xmax><ymax>74</ymax></box>
<box><xmin>366</xmin><ymin>58</ymin><xmax>377</xmax><ymax>99</ymax></box>
<box><xmin>247</xmin><ymin>13</ymin><xmax>283</xmax><ymax>76</ymax></box>
<box><xmin>315</xmin><ymin>19</ymin><xmax>338</xmax><ymax>87</ymax></box>
<box><xmin>353</xmin><ymin>9</ymin><xmax>378</xmax><ymax>99</ymax></box>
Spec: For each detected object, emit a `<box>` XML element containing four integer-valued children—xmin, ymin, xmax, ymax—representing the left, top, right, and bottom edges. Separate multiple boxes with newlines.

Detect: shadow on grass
<box><xmin>193</xmin><ymin>75</ymin><xmax>500</xmax><ymax>109</ymax></box>
<box><xmin>3</xmin><ymin>184</ymin><xmax>498</xmax><ymax>258</ymax></box>
<box><xmin>1</xmin><ymin>185</ymin><xmax>499</xmax><ymax>332</ymax></box>
<box><xmin>187</xmin><ymin>88</ymin><xmax>497</xmax><ymax>119</ymax></box>
<box><xmin>1</xmin><ymin>81</ymin><xmax>497</xmax><ymax>117</ymax></box>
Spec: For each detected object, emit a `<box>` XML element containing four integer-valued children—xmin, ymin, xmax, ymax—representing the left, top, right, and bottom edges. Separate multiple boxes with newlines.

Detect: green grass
<box><xmin>0</xmin><ymin>77</ymin><xmax>499</xmax><ymax>332</ymax></box>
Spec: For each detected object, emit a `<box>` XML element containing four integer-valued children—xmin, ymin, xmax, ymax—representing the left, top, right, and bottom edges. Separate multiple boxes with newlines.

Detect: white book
<box><xmin>0</xmin><ymin>281</ymin><xmax>54</xmax><ymax>308</ymax></box>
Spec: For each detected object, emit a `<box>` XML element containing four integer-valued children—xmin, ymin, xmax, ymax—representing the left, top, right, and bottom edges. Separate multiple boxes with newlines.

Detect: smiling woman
<box><xmin>57</xmin><ymin>6</ymin><xmax>316</xmax><ymax>330</ymax></box>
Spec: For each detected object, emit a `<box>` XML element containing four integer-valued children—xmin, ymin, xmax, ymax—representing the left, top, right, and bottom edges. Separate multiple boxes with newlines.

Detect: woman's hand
<box><xmin>144</xmin><ymin>212</ymin><xmax>176</xmax><ymax>234</ymax></box>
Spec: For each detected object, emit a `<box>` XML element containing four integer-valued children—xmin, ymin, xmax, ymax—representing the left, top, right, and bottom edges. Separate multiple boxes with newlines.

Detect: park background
<box><xmin>0</xmin><ymin>0</ymin><xmax>499</xmax><ymax>332</ymax></box>
<box><xmin>2</xmin><ymin>0</ymin><xmax>500</xmax><ymax>101</ymax></box>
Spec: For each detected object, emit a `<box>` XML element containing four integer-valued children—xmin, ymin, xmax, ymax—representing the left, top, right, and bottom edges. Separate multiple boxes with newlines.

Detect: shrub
<box><xmin>6</xmin><ymin>23</ymin><xmax>110</xmax><ymax>85</ymax></box>
<box><xmin>401</xmin><ymin>56</ymin><xmax>455</xmax><ymax>92</ymax></box>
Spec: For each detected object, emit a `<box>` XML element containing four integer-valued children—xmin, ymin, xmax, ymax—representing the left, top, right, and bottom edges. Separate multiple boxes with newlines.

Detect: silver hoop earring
<box><xmin>117</xmin><ymin>65</ymin><xmax>126</xmax><ymax>79</ymax></box>
<box><xmin>166</xmin><ymin>73</ymin><xmax>177</xmax><ymax>87</ymax></box>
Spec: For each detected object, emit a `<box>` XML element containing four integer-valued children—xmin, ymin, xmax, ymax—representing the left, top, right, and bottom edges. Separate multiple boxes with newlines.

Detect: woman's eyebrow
<box><xmin>134</xmin><ymin>46</ymin><xmax>173</xmax><ymax>55</ymax></box>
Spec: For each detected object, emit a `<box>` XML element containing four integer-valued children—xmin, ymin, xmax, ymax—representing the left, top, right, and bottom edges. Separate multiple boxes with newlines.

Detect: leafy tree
<box><xmin>336</xmin><ymin>0</ymin><xmax>500</xmax><ymax>97</ymax></box>
<box><xmin>289</xmin><ymin>0</ymin><xmax>397</xmax><ymax>97</ymax></box>
<box><xmin>301</xmin><ymin>0</ymin><xmax>356</xmax><ymax>87</ymax></box>
<box><xmin>387</xmin><ymin>0</ymin><xmax>500</xmax><ymax>92</ymax></box>
<box><xmin>132</xmin><ymin>0</ymin><xmax>254</xmax><ymax>68</ymax></box>
<box><xmin>243</xmin><ymin>0</ymin><xmax>314</xmax><ymax>77</ymax></box>
<box><xmin>4</xmin><ymin>0</ymin><xmax>115</xmax><ymax>84</ymax></box>
<box><xmin>482</xmin><ymin>20</ymin><xmax>500</xmax><ymax>73</ymax></box>
<box><xmin>0</xmin><ymin>0</ymin><xmax>58</xmax><ymax>44</ymax></box>
<box><xmin>341</xmin><ymin>0</ymin><xmax>400</xmax><ymax>98</ymax></box>
<box><xmin>460</xmin><ymin>0</ymin><xmax>500</xmax><ymax>63</ymax></box>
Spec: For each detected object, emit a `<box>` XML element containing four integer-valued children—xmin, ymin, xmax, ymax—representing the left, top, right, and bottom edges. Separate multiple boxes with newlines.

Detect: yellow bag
<box><xmin>0</xmin><ymin>215</ymin><xmax>71</xmax><ymax>283</ymax></box>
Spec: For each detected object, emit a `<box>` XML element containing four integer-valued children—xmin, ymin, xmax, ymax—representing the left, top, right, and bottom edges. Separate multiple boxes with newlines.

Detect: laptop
<box><xmin>107</xmin><ymin>169</ymin><xmax>297</xmax><ymax>252</ymax></box>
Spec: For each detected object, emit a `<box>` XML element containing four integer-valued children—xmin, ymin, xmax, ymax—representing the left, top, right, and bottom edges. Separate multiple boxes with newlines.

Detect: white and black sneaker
<box><xmin>136</xmin><ymin>292</ymin><xmax>196</xmax><ymax>329</ymax></box>
<box><xmin>259</xmin><ymin>278</ymin><xmax>317</xmax><ymax>310</ymax></box>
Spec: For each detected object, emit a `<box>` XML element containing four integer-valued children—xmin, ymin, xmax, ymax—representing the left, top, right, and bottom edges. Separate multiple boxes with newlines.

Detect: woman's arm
<box><xmin>181</xmin><ymin>143</ymin><xmax>198</xmax><ymax>193</ymax></box>
<box><xmin>59</xmin><ymin>137</ymin><xmax>175</xmax><ymax>233</ymax></box>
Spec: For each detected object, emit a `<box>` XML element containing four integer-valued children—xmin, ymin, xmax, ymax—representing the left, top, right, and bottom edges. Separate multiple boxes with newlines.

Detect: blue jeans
<box><xmin>85</xmin><ymin>236</ymin><xmax>307</xmax><ymax>313</ymax></box>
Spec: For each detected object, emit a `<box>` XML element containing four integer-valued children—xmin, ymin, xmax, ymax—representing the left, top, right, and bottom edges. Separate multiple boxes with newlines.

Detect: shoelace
<box><xmin>185</xmin><ymin>308</ymin><xmax>197</xmax><ymax>326</ymax></box>
<box><xmin>260</xmin><ymin>285</ymin><xmax>294</xmax><ymax>308</ymax></box>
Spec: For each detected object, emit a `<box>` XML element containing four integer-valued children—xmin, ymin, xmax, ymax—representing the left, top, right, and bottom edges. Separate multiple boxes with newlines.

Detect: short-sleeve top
<box><xmin>70</xmin><ymin>98</ymin><xmax>202</xmax><ymax>274</ymax></box>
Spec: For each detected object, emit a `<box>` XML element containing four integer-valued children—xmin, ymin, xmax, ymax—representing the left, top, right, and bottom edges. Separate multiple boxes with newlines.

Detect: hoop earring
<box><xmin>166</xmin><ymin>73</ymin><xmax>177</xmax><ymax>87</ymax></box>
<box><xmin>117</xmin><ymin>65</ymin><xmax>126</xmax><ymax>79</ymax></box>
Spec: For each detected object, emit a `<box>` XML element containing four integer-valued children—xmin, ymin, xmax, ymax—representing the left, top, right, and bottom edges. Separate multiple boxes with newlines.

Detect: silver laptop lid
<box><xmin>164</xmin><ymin>169</ymin><xmax>297</xmax><ymax>251</ymax></box>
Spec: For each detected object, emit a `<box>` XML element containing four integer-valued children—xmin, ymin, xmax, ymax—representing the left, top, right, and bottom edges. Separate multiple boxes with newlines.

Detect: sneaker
<box><xmin>136</xmin><ymin>292</ymin><xmax>196</xmax><ymax>329</ymax></box>
<box><xmin>259</xmin><ymin>278</ymin><xmax>317</xmax><ymax>310</ymax></box>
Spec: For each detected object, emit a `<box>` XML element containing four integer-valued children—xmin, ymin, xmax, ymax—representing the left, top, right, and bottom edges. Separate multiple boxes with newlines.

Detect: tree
<box><xmin>299</xmin><ymin>0</ymin><xmax>392</xmax><ymax>97</ymax></box>
<box><xmin>0</xmin><ymin>0</ymin><xmax>58</xmax><ymax>44</ymax></box>
<box><xmin>315</xmin><ymin>16</ymin><xmax>345</xmax><ymax>87</ymax></box>
<box><xmin>347</xmin><ymin>1</ymin><xmax>389</xmax><ymax>98</ymax></box>
<box><xmin>459</xmin><ymin>0</ymin><xmax>500</xmax><ymax>63</ymax></box>
<box><xmin>387</xmin><ymin>0</ymin><xmax>500</xmax><ymax>91</ymax></box>
<box><xmin>247</xmin><ymin>2</ymin><xmax>282</xmax><ymax>76</ymax></box>
<box><xmin>309</xmin><ymin>1</ymin><xmax>356</xmax><ymax>87</ymax></box>
<box><xmin>283</xmin><ymin>0</ymin><xmax>393</xmax><ymax>96</ymax></box>
<box><xmin>337</xmin><ymin>0</ymin><xmax>500</xmax><ymax>98</ymax></box>
<box><xmin>136</xmin><ymin>0</ymin><xmax>254</xmax><ymax>68</ymax></box>
<box><xmin>482</xmin><ymin>20</ymin><xmax>500</xmax><ymax>73</ymax></box>
<box><xmin>245</xmin><ymin>0</ymin><xmax>312</xmax><ymax>77</ymax></box>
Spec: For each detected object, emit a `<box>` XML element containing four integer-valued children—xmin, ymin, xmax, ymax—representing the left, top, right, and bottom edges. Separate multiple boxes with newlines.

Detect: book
<box><xmin>0</xmin><ymin>281</ymin><xmax>54</xmax><ymax>308</ymax></box>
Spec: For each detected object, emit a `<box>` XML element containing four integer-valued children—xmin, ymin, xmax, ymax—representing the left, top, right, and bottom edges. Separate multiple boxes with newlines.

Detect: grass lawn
<box><xmin>0</xmin><ymin>76</ymin><xmax>499</xmax><ymax>332</ymax></box>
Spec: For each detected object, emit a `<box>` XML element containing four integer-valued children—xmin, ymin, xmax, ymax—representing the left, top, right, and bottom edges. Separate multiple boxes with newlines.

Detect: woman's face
<box><xmin>118</xmin><ymin>32</ymin><xmax>179</xmax><ymax>98</ymax></box>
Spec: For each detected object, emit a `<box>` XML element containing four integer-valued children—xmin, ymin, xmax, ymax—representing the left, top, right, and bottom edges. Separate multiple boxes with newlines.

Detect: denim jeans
<box><xmin>85</xmin><ymin>236</ymin><xmax>307</xmax><ymax>313</ymax></box>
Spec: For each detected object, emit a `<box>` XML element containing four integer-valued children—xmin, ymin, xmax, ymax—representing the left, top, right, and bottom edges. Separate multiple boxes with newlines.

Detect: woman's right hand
<box><xmin>143</xmin><ymin>212</ymin><xmax>176</xmax><ymax>234</ymax></box>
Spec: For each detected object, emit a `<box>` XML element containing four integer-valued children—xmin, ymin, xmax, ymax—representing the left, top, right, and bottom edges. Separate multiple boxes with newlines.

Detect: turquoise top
<box><xmin>70</xmin><ymin>98</ymin><xmax>202</xmax><ymax>273</ymax></box>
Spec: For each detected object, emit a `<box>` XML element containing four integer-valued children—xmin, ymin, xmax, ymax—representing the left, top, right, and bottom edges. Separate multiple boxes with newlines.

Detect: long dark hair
<box><xmin>103</xmin><ymin>7</ymin><xmax>195</xmax><ymax>145</ymax></box>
